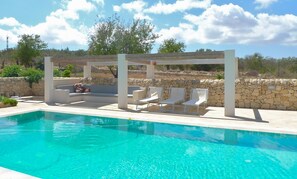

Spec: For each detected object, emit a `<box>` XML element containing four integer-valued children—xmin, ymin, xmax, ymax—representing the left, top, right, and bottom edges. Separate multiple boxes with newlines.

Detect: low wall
<box><xmin>0</xmin><ymin>77</ymin><xmax>81</xmax><ymax>97</ymax></box>
<box><xmin>0</xmin><ymin>77</ymin><xmax>44</xmax><ymax>96</ymax></box>
<box><xmin>53</xmin><ymin>78</ymin><xmax>82</xmax><ymax>87</ymax></box>
<box><xmin>1</xmin><ymin>77</ymin><xmax>296</xmax><ymax>110</ymax></box>
<box><xmin>90</xmin><ymin>77</ymin><xmax>297</xmax><ymax>110</ymax></box>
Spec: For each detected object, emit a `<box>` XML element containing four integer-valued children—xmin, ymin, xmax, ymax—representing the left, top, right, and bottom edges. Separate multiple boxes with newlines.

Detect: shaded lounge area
<box><xmin>44</xmin><ymin>50</ymin><xmax>237</xmax><ymax>116</ymax></box>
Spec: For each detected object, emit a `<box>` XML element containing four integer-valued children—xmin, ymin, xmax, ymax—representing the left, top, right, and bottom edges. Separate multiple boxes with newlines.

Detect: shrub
<box><xmin>2</xmin><ymin>65</ymin><xmax>22</xmax><ymax>77</ymax></box>
<box><xmin>62</xmin><ymin>69</ymin><xmax>71</xmax><ymax>77</ymax></box>
<box><xmin>9</xmin><ymin>99</ymin><xmax>18</xmax><ymax>106</ymax></box>
<box><xmin>54</xmin><ymin>65</ymin><xmax>73</xmax><ymax>77</ymax></box>
<box><xmin>216</xmin><ymin>73</ymin><xmax>224</xmax><ymax>79</ymax></box>
<box><xmin>54</xmin><ymin>68</ymin><xmax>61</xmax><ymax>77</ymax></box>
<box><xmin>65</xmin><ymin>64</ymin><xmax>74</xmax><ymax>72</ymax></box>
<box><xmin>21</xmin><ymin>68</ymin><xmax>44</xmax><ymax>88</ymax></box>
<box><xmin>0</xmin><ymin>96</ymin><xmax>18</xmax><ymax>106</ymax></box>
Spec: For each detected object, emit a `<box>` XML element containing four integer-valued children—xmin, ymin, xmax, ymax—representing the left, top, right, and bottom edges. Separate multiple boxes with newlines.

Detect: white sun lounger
<box><xmin>183</xmin><ymin>88</ymin><xmax>208</xmax><ymax>114</ymax></box>
<box><xmin>135</xmin><ymin>87</ymin><xmax>163</xmax><ymax>110</ymax></box>
<box><xmin>159</xmin><ymin>87</ymin><xmax>185</xmax><ymax>111</ymax></box>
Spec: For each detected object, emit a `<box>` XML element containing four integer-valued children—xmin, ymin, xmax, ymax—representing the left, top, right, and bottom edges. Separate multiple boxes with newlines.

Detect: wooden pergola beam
<box><xmin>50</xmin><ymin>55</ymin><xmax>117</xmax><ymax>65</ymax></box>
<box><xmin>49</xmin><ymin>51</ymin><xmax>225</xmax><ymax>65</ymax></box>
<box><xmin>126</xmin><ymin>51</ymin><xmax>225</xmax><ymax>61</ymax></box>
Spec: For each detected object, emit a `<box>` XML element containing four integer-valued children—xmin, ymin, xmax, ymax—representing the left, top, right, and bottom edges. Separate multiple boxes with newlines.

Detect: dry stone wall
<box><xmin>0</xmin><ymin>77</ymin><xmax>83</xmax><ymax>97</ymax></box>
<box><xmin>1</xmin><ymin>77</ymin><xmax>296</xmax><ymax>110</ymax></box>
<box><xmin>0</xmin><ymin>77</ymin><xmax>44</xmax><ymax>97</ymax></box>
<box><xmin>91</xmin><ymin>77</ymin><xmax>297</xmax><ymax>110</ymax></box>
<box><xmin>235</xmin><ymin>79</ymin><xmax>297</xmax><ymax>110</ymax></box>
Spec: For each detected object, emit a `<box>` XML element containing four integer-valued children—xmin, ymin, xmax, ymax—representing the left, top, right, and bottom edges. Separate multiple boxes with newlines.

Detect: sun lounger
<box><xmin>183</xmin><ymin>88</ymin><xmax>208</xmax><ymax>114</ymax></box>
<box><xmin>159</xmin><ymin>88</ymin><xmax>185</xmax><ymax>111</ymax></box>
<box><xmin>134</xmin><ymin>87</ymin><xmax>163</xmax><ymax>110</ymax></box>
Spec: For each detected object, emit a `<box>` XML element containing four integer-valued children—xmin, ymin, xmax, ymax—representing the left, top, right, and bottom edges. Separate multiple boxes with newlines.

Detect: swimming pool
<box><xmin>0</xmin><ymin>111</ymin><xmax>297</xmax><ymax>178</ymax></box>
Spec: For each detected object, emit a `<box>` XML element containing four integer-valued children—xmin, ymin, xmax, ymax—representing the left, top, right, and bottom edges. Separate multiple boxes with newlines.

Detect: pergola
<box><xmin>44</xmin><ymin>50</ymin><xmax>237</xmax><ymax>116</ymax></box>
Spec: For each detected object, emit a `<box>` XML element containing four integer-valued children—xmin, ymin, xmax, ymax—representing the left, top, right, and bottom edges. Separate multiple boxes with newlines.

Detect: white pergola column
<box><xmin>83</xmin><ymin>63</ymin><xmax>91</xmax><ymax>78</ymax></box>
<box><xmin>224</xmin><ymin>50</ymin><xmax>236</xmax><ymax>117</ymax></box>
<box><xmin>117</xmin><ymin>54</ymin><xmax>128</xmax><ymax>109</ymax></box>
<box><xmin>44</xmin><ymin>57</ymin><xmax>54</xmax><ymax>103</ymax></box>
<box><xmin>235</xmin><ymin>58</ymin><xmax>239</xmax><ymax>78</ymax></box>
<box><xmin>146</xmin><ymin>64</ymin><xmax>155</xmax><ymax>79</ymax></box>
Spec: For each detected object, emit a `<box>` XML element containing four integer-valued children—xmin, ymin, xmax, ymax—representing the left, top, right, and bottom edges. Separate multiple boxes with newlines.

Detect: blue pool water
<box><xmin>0</xmin><ymin>111</ymin><xmax>297</xmax><ymax>178</ymax></box>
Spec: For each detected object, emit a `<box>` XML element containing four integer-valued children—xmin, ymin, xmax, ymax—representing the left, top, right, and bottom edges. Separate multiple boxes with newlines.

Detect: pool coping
<box><xmin>1</xmin><ymin>106</ymin><xmax>296</xmax><ymax>135</ymax></box>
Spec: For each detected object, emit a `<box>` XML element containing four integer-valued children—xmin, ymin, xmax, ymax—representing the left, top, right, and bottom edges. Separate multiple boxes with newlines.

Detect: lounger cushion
<box><xmin>57</xmin><ymin>85</ymin><xmax>140</xmax><ymax>95</ymax></box>
<box><xmin>151</xmin><ymin>92</ymin><xmax>158</xmax><ymax>98</ymax></box>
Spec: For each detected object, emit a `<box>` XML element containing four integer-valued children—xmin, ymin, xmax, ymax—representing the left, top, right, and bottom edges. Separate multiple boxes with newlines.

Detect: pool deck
<box><xmin>0</xmin><ymin>101</ymin><xmax>297</xmax><ymax>178</ymax></box>
<box><xmin>1</xmin><ymin>101</ymin><xmax>297</xmax><ymax>135</ymax></box>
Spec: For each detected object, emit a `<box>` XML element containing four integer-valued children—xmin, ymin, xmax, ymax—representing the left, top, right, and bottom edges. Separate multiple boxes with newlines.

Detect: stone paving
<box><xmin>1</xmin><ymin>101</ymin><xmax>297</xmax><ymax>135</ymax></box>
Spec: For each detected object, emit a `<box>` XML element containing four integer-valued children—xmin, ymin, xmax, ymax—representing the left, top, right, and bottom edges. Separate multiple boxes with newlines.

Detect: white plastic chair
<box><xmin>159</xmin><ymin>88</ymin><xmax>185</xmax><ymax>111</ymax></box>
<box><xmin>135</xmin><ymin>87</ymin><xmax>163</xmax><ymax>110</ymax></box>
<box><xmin>183</xmin><ymin>88</ymin><xmax>208</xmax><ymax>114</ymax></box>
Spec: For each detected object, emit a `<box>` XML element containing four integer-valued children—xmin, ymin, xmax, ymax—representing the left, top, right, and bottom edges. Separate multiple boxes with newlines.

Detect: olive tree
<box><xmin>88</xmin><ymin>15</ymin><xmax>159</xmax><ymax>78</ymax></box>
<box><xmin>16</xmin><ymin>34</ymin><xmax>47</xmax><ymax>67</ymax></box>
<box><xmin>158</xmin><ymin>38</ymin><xmax>186</xmax><ymax>70</ymax></box>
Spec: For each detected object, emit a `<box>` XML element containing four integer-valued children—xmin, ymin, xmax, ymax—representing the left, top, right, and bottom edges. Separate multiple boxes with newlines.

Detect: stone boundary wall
<box><xmin>0</xmin><ymin>77</ymin><xmax>44</xmax><ymax>97</ymax></box>
<box><xmin>90</xmin><ymin>77</ymin><xmax>297</xmax><ymax>110</ymax></box>
<box><xmin>0</xmin><ymin>77</ymin><xmax>81</xmax><ymax>97</ymax></box>
<box><xmin>1</xmin><ymin>77</ymin><xmax>296</xmax><ymax>110</ymax></box>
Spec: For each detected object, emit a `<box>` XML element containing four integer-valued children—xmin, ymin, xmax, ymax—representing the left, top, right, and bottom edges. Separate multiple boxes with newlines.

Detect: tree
<box><xmin>190</xmin><ymin>49</ymin><xmax>224</xmax><ymax>71</ymax></box>
<box><xmin>246</xmin><ymin>53</ymin><xmax>266</xmax><ymax>74</ymax></box>
<box><xmin>158</xmin><ymin>38</ymin><xmax>186</xmax><ymax>70</ymax></box>
<box><xmin>16</xmin><ymin>34</ymin><xmax>47</xmax><ymax>67</ymax></box>
<box><xmin>158</xmin><ymin>38</ymin><xmax>185</xmax><ymax>53</ymax></box>
<box><xmin>75</xmin><ymin>49</ymin><xmax>88</xmax><ymax>56</ymax></box>
<box><xmin>196</xmin><ymin>48</ymin><xmax>212</xmax><ymax>52</ymax></box>
<box><xmin>88</xmin><ymin>15</ymin><xmax>159</xmax><ymax>78</ymax></box>
<box><xmin>0</xmin><ymin>48</ymin><xmax>16</xmax><ymax>68</ymax></box>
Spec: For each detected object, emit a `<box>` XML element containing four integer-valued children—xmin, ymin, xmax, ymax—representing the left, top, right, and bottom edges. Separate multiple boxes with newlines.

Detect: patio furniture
<box><xmin>53</xmin><ymin>84</ymin><xmax>141</xmax><ymax>104</ymax></box>
<box><xmin>159</xmin><ymin>88</ymin><xmax>185</xmax><ymax>111</ymax></box>
<box><xmin>133</xmin><ymin>87</ymin><xmax>163</xmax><ymax>110</ymax></box>
<box><xmin>183</xmin><ymin>88</ymin><xmax>208</xmax><ymax>114</ymax></box>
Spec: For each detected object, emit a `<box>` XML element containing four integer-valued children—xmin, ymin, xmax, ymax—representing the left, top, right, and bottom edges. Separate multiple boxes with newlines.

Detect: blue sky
<box><xmin>0</xmin><ymin>0</ymin><xmax>297</xmax><ymax>58</ymax></box>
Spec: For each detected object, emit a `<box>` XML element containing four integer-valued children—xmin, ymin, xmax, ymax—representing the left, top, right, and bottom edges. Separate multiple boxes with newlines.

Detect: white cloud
<box><xmin>121</xmin><ymin>0</ymin><xmax>147</xmax><ymax>12</ymax></box>
<box><xmin>1</xmin><ymin>16</ymin><xmax>88</xmax><ymax>47</ymax></box>
<box><xmin>113</xmin><ymin>5</ymin><xmax>121</xmax><ymax>12</ymax></box>
<box><xmin>133</xmin><ymin>13</ymin><xmax>152</xmax><ymax>21</ymax></box>
<box><xmin>157</xmin><ymin>22</ymin><xmax>195</xmax><ymax>43</ymax></box>
<box><xmin>0</xmin><ymin>17</ymin><xmax>21</xmax><ymax>27</ymax></box>
<box><xmin>31</xmin><ymin>16</ymin><xmax>88</xmax><ymax>45</ymax></box>
<box><xmin>255</xmin><ymin>13</ymin><xmax>297</xmax><ymax>45</ymax></box>
<box><xmin>52</xmin><ymin>0</ymin><xmax>96</xmax><ymax>20</ymax></box>
<box><xmin>157</xmin><ymin>3</ymin><xmax>297</xmax><ymax>45</ymax></box>
<box><xmin>0</xmin><ymin>0</ymin><xmax>102</xmax><ymax>48</ymax></box>
<box><xmin>0</xmin><ymin>29</ymin><xmax>19</xmax><ymax>45</ymax></box>
<box><xmin>113</xmin><ymin>0</ymin><xmax>211</xmax><ymax>20</ymax></box>
<box><xmin>113</xmin><ymin>0</ymin><xmax>152</xmax><ymax>21</ymax></box>
<box><xmin>68</xmin><ymin>0</ymin><xmax>96</xmax><ymax>12</ymax></box>
<box><xmin>145</xmin><ymin>0</ymin><xmax>212</xmax><ymax>14</ymax></box>
<box><xmin>254</xmin><ymin>0</ymin><xmax>278</xmax><ymax>9</ymax></box>
<box><xmin>157</xmin><ymin>25</ymin><xmax>197</xmax><ymax>44</ymax></box>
